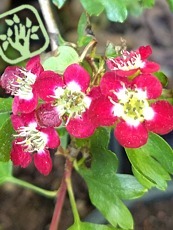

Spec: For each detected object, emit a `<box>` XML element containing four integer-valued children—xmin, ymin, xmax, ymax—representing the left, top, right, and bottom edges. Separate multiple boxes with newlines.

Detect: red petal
<box><xmin>35</xmin><ymin>71</ymin><xmax>64</xmax><ymax>102</ymax></box>
<box><xmin>26</xmin><ymin>56</ymin><xmax>44</xmax><ymax>76</ymax></box>
<box><xmin>36</xmin><ymin>103</ymin><xmax>62</xmax><ymax>127</ymax></box>
<box><xmin>142</xmin><ymin>61</ymin><xmax>160</xmax><ymax>73</ymax></box>
<box><xmin>132</xmin><ymin>74</ymin><xmax>162</xmax><ymax>99</ymax></box>
<box><xmin>115</xmin><ymin>121</ymin><xmax>148</xmax><ymax>148</ymax></box>
<box><xmin>41</xmin><ymin>127</ymin><xmax>60</xmax><ymax>148</ymax></box>
<box><xmin>145</xmin><ymin>101</ymin><xmax>173</xmax><ymax>134</ymax></box>
<box><xmin>34</xmin><ymin>150</ymin><xmax>52</xmax><ymax>176</ymax></box>
<box><xmin>0</xmin><ymin>66</ymin><xmax>20</xmax><ymax>93</ymax></box>
<box><xmin>12</xmin><ymin>93</ymin><xmax>38</xmax><ymax>115</ymax></box>
<box><xmin>11</xmin><ymin>139</ymin><xmax>32</xmax><ymax>168</ymax></box>
<box><xmin>88</xmin><ymin>86</ymin><xmax>102</xmax><ymax>100</ymax></box>
<box><xmin>64</xmin><ymin>64</ymin><xmax>90</xmax><ymax>92</ymax></box>
<box><xmin>11</xmin><ymin>112</ymin><xmax>36</xmax><ymax>130</ymax></box>
<box><xmin>139</xmin><ymin>45</ymin><xmax>152</xmax><ymax>59</ymax></box>
<box><xmin>89</xmin><ymin>97</ymin><xmax>117</xmax><ymax>126</ymax></box>
<box><xmin>100</xmin><ymin>71</ymin><xmax>126</xmax><ymax>97</ymax></box>
<box><xmin>66</xmin><ymin>110</ymin><xmax>96</xmax><ymax>138</ymax></box>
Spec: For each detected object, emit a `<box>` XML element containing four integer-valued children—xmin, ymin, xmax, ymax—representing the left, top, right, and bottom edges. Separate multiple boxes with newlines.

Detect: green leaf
<box><xmin>30</xmin><ymin>34</ymin><xmax>39</xmax><ymax>40</ymax></box>
<box><xmin>77</xmin><ymin>13</ymin><xmax>93</xmax><ymax>47</ymax></box>
<box><xmin>80</xmin><ymin>0</ymin><xmax>104</xmax><ymax>16</ymax></box>
<box><xmin>0</xmin><ymin>161</ymin><xmax>12</xmax><ymax>184</ymax></box>
<box><xmin>7</xmin><ymin>28</ymin><xmax>13</xmax><ymax>37</ymax></box>
<box><xmin>140</xmin><ymin>0</ymin><xmax>155</xmax><ymax>8</ymax></box>
<box><xmin>105</xmin><ymin>42</ymin><xmax>117</xmax><ymax>58</ymax></box>
<box><xmin>5</xmin><ymin>19</ymin><xmax>14</xmax><ymax>26</ymax></box>
<box><xmin>0</xmin><ymin>117</ymin><xmax>15</xmax><ymax>162</ymax></box>
<box><xmin>0</xmin><ymin>98</ymin><xmax>13</xmax><ymax>113</ymax></box>
<box><xmin>166</xmin><ymin>0</ymin><xmax>173</xmax><ymax>11</ymax></box>
<box><xmin>26</xmin><ymin>17</ymin><xmax>32</xmax><ymax>28</ymax></box>
<box><xmin>99</xmin><ymin>0</ymin><xmax>127</xmax><ymax>22</ymax></box>
<box><xmin>43</xmin><ymin>46</ymin><xmax>79</xmax><ymax>74</ymax></box>
<box><xmin>68</xmin><ymin>222</ymin><xmax>117</xmax><ymax>230</ymax></box>
<box><xmin>154</xmin><ymin>71</ymin><xmax>168</xmax><ymax>87</ymax></box>
<box><xmin>31</xmin><ymin>25</ymin><xmax>39</xmax><ymax>33</ymax></box>
<box><xmin>13</xmin><ymin>14</ymin><xmax>20</xmax><ymax>23</ymax></box>
<box><xmin>52</xmin><ymin>0</ymin><xmax>67</xmax><ymax>8</ymax></box>
<box><xmin>0</xmin><ymin>34</ymin><xmax>7</xmax><ymax>41</ymax></box>
<box><xmin>78</xmin><ymin>128</ymin><xmax>135</xmax><ymax>229</ymax></box>
<box><xmin>115</xmin><ymin>174</ymin><xmax>147</xmax><ymax>200</ymax></box>
<box><xmin>125</xmin><ymin>133</ymin><xmax>173</xmax><ymax>190</ymax></box>
<box><xmin>2</xmin><ymin>41</ymin><xmax>9</xmax><ymax>51</ymax></box>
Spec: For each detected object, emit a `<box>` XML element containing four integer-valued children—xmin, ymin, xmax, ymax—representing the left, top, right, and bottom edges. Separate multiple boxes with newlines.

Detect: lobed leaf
<box><xmin>125</xmin><ymin>133</ymin><xmax>173</xmax><ymax>190</ymax></box>
<box><xmin>80</xmin><ymin>0</ymin><xmax>104</xmax><ymax>16</ymax></box>
<box><xmin>99</xmin><ymin>0</ymin><xmax>127</xmax><ymax>22</ymax></box>
<box><xmin>78</xmin><ymin>128</ymin><xmax>146</xmax><ymax>229</ymax></box>
<box><xmin>43</xmin><ymin>46</ymin><xmax>79</xmax><ymax>74</ymax></box>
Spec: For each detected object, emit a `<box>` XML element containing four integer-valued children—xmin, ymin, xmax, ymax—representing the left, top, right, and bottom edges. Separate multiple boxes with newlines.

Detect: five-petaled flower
<box><xmin>11</xmin><ymin>112</ymin><xmax>60</xmax><ymax>175</ymax></box>
<box><xmin>89</xmin><ymin>71</ymin><xmax>173</xmax><ymax>148</ymax></box>
<box><xmin>0</xmin><ymin>56</ymin><xmax>44</xmax><ymax>114</ymax></box>
<box><xmin>107</xmin><ymin>45</ymin><xmax>160</xmax><ymax>77</ymax></box>
<box><xmin>35</xmin><ymin>63</ymin><xmax>96</xmax><ymax>138</ymax></box>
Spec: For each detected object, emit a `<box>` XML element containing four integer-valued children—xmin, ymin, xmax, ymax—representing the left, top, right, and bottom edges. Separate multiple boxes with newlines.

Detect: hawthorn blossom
<box><xmin>89</xmin><ymin>71</ymin><xmax>173</xmax><ymax>148</ymax></box>
<box><xmin>0</xmin><ymin>56</ymin><xmax>43</xmax><ymax>114</ymax></box>
<box><xmin>107</xmin><ymin>45</ymin><xmax>160</xmax><ymax>76</ymax></box>
<box><xmin>11</xmin><ymin>112</ymin><xmax>60</xmax><ymax>175</ymax></box>
<box><xmin>35</xmin><ymin>63</ymin><xmax>96</xmax><ymax>138</ymax></box>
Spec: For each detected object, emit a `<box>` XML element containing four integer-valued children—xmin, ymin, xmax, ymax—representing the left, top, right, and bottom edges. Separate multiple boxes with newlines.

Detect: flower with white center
<box><xmin>10</xmin><ymin>112</ymin><xmax>60</xmax><ymax>175</ymax></box>
<box><xmin>0</xmin><ymin>56</ymin><xmax>43</xmax><ymax>114</ymax></box>
<box><xmin>107</xmin><ymin>45</ymin><xmax>160</xmax><ymax>77</ymax></box>
<box><xmin>35</xmin><ymin>63</ymin><xmax>96</xmax><ymax>138</ymax></box>
<box><xmin>89</xmin><ymin>71</ymin><xmax>173</xmax><ymax>148</ymax></box>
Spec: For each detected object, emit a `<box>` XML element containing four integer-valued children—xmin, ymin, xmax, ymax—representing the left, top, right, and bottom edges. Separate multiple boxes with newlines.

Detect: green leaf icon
<box><xmin>30</xmin><ymin>34</ymin><xmax>39</xmax><ymax>40</ymax></box>
<box><xmin>7</xmin><ymin>28</ymin><xmax>13</xmax><ymax>37</ymax></box>
<box><xmin>31</xmin><ymin>25</ymin><xmax>39</xmax><ymax>33</ymax></box>
<box><xmin>5</xmin><ymin>19</ymin><xmax>14</xmax><ymax>26</ymax></box>
<box><xmin>13</xmin><ymin>14</ymin><xmax>20</xmax><ymax>23</ymax></box>
<box><xmin>0</xmin><ymin>34</ymin><xmax>7</xmax><ymax>41</ymax></box>
<box><xmin>26</xmin><ymin>17</ymin><xmax>32</xmax><ymax>28</ymax></box>
<box><xmin>2</xmin><ymin>41</ymin><xmax>9</xmax><ymax>51</ymax></box>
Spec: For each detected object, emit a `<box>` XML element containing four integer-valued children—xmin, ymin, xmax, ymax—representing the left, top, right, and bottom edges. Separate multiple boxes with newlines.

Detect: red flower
<box><xmin>10</xmin><ymin>112</ymin><xmax>60</xmax><ymax>175</ymax></box>
<box><xmin>89</xmin><ymin>71</ymin><xmax>173</xmax><ymax>148</ymax></box>
<box><xmin>0</xmin><ymin>56</ymin><xmax>44</xmax><ymax>114</ymax></box>
<box><xmin>107</xmin><ymin>45</ymin><xmax>160</xmax><ymax>76</ymax></box>
<box><xmin>35</xmin><ymin>64</ymin><xmax>96</xmax><ymax>138</ymax></box>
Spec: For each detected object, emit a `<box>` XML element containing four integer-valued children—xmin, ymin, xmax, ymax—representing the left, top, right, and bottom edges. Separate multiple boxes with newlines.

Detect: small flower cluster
<box><xmin>1</xmin><ymin>45</ymin><xmax>173</xmax><ymax>174</ymax></box>
<box><xmin>0</xmin><ymin>57</ymin><xmax>97</xmax><ymax>175</ymax></box>
<box><xmin>90</xmin><ymin>45</ymin><xmax>173</xmax><ymax>148</ymax></box>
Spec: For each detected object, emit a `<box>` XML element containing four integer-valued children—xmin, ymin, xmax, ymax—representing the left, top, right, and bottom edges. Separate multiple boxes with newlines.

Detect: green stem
<box><xmin>66</xmin><ymin>162</ymin><xmax>80</xmax><ymax>224</ymax></box>
<box><xmin>6</xmin><ymin>176</ymin><xmax>57</xmax><ymax>198</ymax></box>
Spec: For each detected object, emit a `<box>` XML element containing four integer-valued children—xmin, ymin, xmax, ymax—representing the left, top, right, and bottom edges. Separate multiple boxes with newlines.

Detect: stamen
<box><xmin>15</xmin><ymin>126</ymin><xmax>47</xmax><ymax>152</ymax></box>
<box><xmin>53</xmin><ymin>86</ymin><xmax>91</xmax><ymax>123</ymax></box>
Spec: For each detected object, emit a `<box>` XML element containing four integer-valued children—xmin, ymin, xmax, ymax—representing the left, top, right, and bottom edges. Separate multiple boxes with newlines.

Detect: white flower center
<box><xmin>15</xmin><ymin>123</ymin><xmax>48</xmax><ymax>152</ymax></box>
<box><xmin>53</xmin><ymin>84</ymin><xmax>91</xmax><ymax>123</ymax></box>
<box><xmin>10</xmin><ymin>69</ymin><xmax>37</xmax><ymax>100</ymax></box>
<box><xmin>110</xmin><ymin>51</ymin><xmax>145</xmax><ymax>71</ymax></box>
<box><xmin>111</xmin><ymin>87</ymin><xmax>154</xmax><ymax>126</ymax></box>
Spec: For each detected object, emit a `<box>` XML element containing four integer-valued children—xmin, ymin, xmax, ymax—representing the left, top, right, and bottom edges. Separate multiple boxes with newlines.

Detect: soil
<box><xmin>1</xmin><ymin>0</ymin><xmax>173</xmax><ymax>230</ymax></box>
